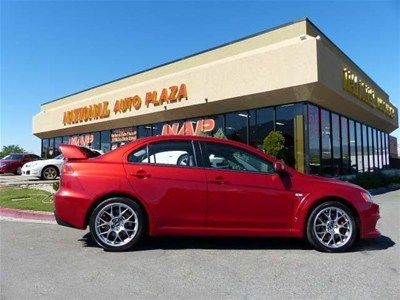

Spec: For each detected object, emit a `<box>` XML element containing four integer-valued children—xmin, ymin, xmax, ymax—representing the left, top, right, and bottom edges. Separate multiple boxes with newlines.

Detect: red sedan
<box><xmin>55</xmin><ymin>136</ymin><xmax>380</xmax><ymax>252</ymax></box>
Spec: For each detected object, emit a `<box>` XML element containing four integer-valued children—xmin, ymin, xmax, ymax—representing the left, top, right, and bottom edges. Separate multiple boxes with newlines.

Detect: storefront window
<box><xmin>152</xmin><ymin>123</ymin><xmax>163</xmax><ymax>136</ymax></box>
<box><xmin>349</xmin><ymin>120</ymin><xmax>356</xmax><ymax>173</ymax></box>
<box><xmin>100</xmin><ymin>130</ymin><xmax>111</xmax><ymax>153</ymax></box>
<box><xmin>206</xmin><ymin>114</ymin><xmax>225</xmax><ymax>138</ymax></box>
<box><xmin>320</xmin><ymin>109</ymin><xmax>331</xmax><ymax>175</ymax></box>
<box><xmin>307</xmin><ymin>105</ymin><xmax>320</xmax><ymax>174</ymax></box>
<box><xmin>373</xmin><ymin>129</ymin><xmax>379</xmax><ymax>169</ymax></box>
<box><xmin>341</xmin><ymin>117</ymin><xmax>350</xmax><ymax>174</ymax></box>
<box><xmin>249</xmin><ymin>107</ymin><xmax>274</xmax><ymax>148</ymax></box>
<box><xmin>331</xmin><ymin>113</ymin><xmax>340</xmax><ymax>176</ymax></box>
<box><xmin>111</xmin><ymin>127</ymin><xmax>137</xmax><ymax>149</ymax></box>
<box><xmin>138</xmin><ymin>125</ymin><xmax>152</xmax><ymax>138</ymax></box>
<box><xmin>91</xmin><ymin>132</ymin><xmax>101</xmax><ymax>150</ymax></box>
<box><xmin>385</xmin><ymin>133</ymin><xmax>389</xmax><ymax>169</ymax></box>
<box><xmin>356</xmin><ymin>122</ymin><xmax>363</xmax><ymax>173</ymax></box>
<box><xmin>225</xmin><ymin>111</ymin><xmax>248</xmax><ymax>144</ymax></box>
<box><xmin>362</xmin><ymin>125</ymin><xmax>368</xmax><ymax>172</ymax></box>
<box><xmin>54</xmin><ymin>137</ymin><xmax>62</xmax><ymax>157</ymax></box>
<box><xmin>48</xmin><ymin>138</ymin><xmax>55</xmax><ymax>158</ymax></box>
<box><xmin>275</xmin><ymin>103</ymin><xmax>304</xmax><ymax>168</ymax></box>
<box><xmin>62</xmin><ymin>136</ymin><xmax>69</xmax><ymax>144</ymax></box>
<box><xmin>378</xmin><ymin>130</ymin><xmax>383</xmax><ymax>169</ymax></box>
<box><xmin>42</xmin><ymin>139</ymin><xmax>49</xmax><ymax>158</ymax></box>
<box><xmin>368</xmin><ymin>127</ymin><xmax>374</xmax><ymax>171</ymax></box>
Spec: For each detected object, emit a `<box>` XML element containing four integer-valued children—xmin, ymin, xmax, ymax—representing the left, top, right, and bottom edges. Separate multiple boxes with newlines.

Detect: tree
<box><xmin>213</xmin><ymin>128</ymin><xmax>227</xmax><ymax>139</ymax></box>
<box><xmin>0</xmin><ymin>145</ymin><xmax>26</xmax><ymax>158</ymax></box>
<box><xmin>263</xmin><ymin>131</ymin><xmax>285</xmax><ymax>158</ymax></box>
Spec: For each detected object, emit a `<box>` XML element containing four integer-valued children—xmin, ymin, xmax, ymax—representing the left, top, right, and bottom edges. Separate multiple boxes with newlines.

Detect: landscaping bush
<box><xmin>350</xmin><ymin>171</ymin><xmax>400</xmax><ymax>189</ymax></box>
<box><xmin>53</xmin><ymin>181</ymin><xmax>60</xmax><ymax>191</ymax></box>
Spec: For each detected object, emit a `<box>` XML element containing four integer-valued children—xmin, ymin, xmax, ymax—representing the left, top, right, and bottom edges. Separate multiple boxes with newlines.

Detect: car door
<box><xmin>201</xmin><ymin>141</ymin><xmax>294</xmax><ymax>230</ymax></box>
<box><xmin>124</xmin><ymin>139</ymin><xmax>207</xmax><ymax>229</ymax></box>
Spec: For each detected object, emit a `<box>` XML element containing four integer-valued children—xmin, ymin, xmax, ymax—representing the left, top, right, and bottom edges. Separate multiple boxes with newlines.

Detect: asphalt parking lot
<box><xmin>1</xmin><ymin>191</ymin><xmax>399</xmax><ymax>299</ymax></box>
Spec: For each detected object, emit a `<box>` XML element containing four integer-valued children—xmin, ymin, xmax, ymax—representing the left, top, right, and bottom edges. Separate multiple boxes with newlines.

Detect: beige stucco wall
<box><xmin>32</xmin><ymin>19</ymin><xmax>398</xmax><ymax>139</ymax></box>
<box><xmin>33</xmin><ymin>33</ymin><xmax>319</xmax><ymax>138</ymax></box>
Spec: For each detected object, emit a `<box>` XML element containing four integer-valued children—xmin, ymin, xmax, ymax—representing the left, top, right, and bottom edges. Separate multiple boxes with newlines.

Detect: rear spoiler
<box><xmin>59</xmin><ymin>144</ymin><xmax>100</xmax><ymax>160</ymax></box>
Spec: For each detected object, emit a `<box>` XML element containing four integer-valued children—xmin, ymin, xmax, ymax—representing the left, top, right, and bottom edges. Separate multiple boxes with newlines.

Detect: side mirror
<box><xmin>274</xmin><ymin>161</ymin><xmax>286</xmax><ymax>174</ymax></box>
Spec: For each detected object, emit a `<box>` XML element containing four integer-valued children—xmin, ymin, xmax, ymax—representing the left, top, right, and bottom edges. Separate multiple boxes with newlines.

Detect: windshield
<box><xmin>2</xmin><ymin>154</ymin><xmax>23</xmax><ymax>160</ymax></box>
<box><xmin>55</xmin><ymin>155</ymin><xmax>64</xmax><ymax>160</ymax></box>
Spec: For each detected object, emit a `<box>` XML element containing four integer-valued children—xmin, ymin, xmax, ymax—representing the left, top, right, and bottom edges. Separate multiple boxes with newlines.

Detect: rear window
<box><xmin>79</xmin><ymin>147</ymin><xmax>101</xmax><ymax>158</ymax></box>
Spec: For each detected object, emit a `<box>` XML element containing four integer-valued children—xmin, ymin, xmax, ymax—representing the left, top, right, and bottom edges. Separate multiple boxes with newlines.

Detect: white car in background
<box><xmin>22</xmin><ymin>149</ymin><xmax>103</xmax><ymax>180</ymax></box>
<box><xmin>21</xmin><ymin>154</ymin><xmax>65</xmax><ymax>180</ymax></box>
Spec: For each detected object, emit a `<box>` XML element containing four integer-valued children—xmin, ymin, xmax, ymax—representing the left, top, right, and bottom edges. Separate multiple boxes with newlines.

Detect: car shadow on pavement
<box><xmin>79</xmin><ymin>233</ymin><xmax>395</xmax><ymax>252</ymax></box>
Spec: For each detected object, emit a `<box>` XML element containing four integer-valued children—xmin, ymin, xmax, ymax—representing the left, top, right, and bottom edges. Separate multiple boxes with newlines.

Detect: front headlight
<box><xmin>361</xmin><ymin>191</ymin><xmax>373</xmax><ymax>203</ymax></box>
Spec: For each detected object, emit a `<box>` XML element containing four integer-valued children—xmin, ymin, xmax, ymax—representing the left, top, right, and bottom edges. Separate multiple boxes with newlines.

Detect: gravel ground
<box><xmin>1</xmin><ymin>190</ymin><xmax>399</xmax><ymax>299</ymax></box>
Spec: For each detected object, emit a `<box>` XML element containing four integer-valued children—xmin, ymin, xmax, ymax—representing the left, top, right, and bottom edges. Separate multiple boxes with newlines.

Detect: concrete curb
<box><xmin>0</xmin><ymin>207</ymin><xmax>55</xmax><ymax>222</ymax></box>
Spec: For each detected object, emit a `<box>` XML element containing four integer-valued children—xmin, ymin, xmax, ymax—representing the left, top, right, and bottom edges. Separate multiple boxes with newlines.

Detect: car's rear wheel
<box><xmin>306</xmin><ymin>201</ymin><xmax>357</xmax><ymax>253</ymax></box>
<box><xmin>41</xmin><ymin>166</ymin><xmax>58</xmax><ymax>180</ymax></box>
<box><xmin>89</xmin><ymin>198</ymin><xmax>145</xmax><ymax>251</ymax></box>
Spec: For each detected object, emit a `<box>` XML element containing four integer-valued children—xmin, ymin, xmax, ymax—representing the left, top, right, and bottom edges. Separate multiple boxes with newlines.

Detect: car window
<box><xmin>128</xmin><ymin>141</ymin><xmax>196</xmax><ymax>167</ymax></box>
<box><xmin>203</xmin><ymin>142</ymin><xmax>274</xmax><ymax>174</ymax></box>
<box><xmin>2</xmin><ymin>154</ymin><xmax>23</xmax><ymax>160</ymax></box>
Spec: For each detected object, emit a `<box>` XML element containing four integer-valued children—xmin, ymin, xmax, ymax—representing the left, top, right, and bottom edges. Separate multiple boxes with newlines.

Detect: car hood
<box><xmin>25</xmin><ymin>159</ymin><xmax>63</xmax><ymax>167</ymax></box>
<box><xmin>303</xmin><ymin>173</ymin><xmax>364</xmax><ymax>191</ymax></box>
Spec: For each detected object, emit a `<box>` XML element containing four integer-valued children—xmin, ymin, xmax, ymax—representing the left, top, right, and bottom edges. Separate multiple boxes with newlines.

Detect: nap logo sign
<box><xmin>62</xmin><ymin>83</ymin><xmax>188</xmax><ymax>125</ymax></box>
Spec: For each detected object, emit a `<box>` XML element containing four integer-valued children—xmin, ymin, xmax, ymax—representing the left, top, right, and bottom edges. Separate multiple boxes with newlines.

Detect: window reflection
<box><xmin>249</xmin><ymin>107</ymin><xmax>274</xmax><ymax>148</ymax></box>
<box><xmin>321</xmin><ymin>109</ymin><xmax>332</xmax><ymax>175</ymax></box>
<box><xmin>368</xmin><ymin>127</ymin><xmax>374</xmax><ymax>171</ymax></box>
<box><xmin>349</xmin><ymin>120</ymin><xmax>357</xmax><ymax>174</ymax></box>
<box><xmin>356</xmin><ymin>123</ymin><xmax>363</xmax><ymax>172</ymax></box>
<box><xmin>225</xmin><ymin>111</ymin><xmax>248</xmax><ymax>144</ymax></box>
<box><xmin>307</xmin><ymin>105</ymin><xmax>320</xmax><ymax>174</ymax></box>
<box><xmin>362</xmin><ymin>125</ymin><xmax>368</xmax><ymax>172</ymax></box>
<box><xmin>54</xmin><ymin>137</ymin><xmax>62</xmax><ymax>157</ymax></box>
<box><xmin>341</xmin><ymin>117</ymin><xmax>350</xmax><ymax>174</ymax></box>
<box><xmin>332</xmin><ymin>113</ymin><xmax>340</xmax><ymax>175</ymax></box>
<box><xmin>275</xmin><ymin>104</ymin><xmax>303</xmax><ymax>167</ymax></box>
<box><xmin>101</xmin><ymin>130</ymin><xmax>111</xmax><ymax>153</ymax></box>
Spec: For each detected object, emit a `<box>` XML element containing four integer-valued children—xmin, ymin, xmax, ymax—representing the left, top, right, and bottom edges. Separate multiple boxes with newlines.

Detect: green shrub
<box><xmin>213</xmin><ymin>128</ymin><xmax>227</xmax><ymax>139</ymax></box>
<box><xmin>350</xmin><ymin>172</ymin><xmax>400</xmax><ymax>189</ymax></box>
<box><xmin>53</xmin><ymin>181</ymin><xmax>60</xmax><ymax>191</ymax></box>
<box><xmin>263</xmin><ymin>131</ymin><xmax>285</xmax><ymax>157</ymax></box>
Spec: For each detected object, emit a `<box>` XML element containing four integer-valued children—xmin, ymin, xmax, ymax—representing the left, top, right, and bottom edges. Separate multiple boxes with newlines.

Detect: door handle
<box><xmin>131</xmin><ymin>169</ymin><xmax>151</xmax><ymax>179</ymax></box>
<box><xmin>209</xmin><ymin>176</ymin><xmax>227</xmax><ymax>185</ymax></box>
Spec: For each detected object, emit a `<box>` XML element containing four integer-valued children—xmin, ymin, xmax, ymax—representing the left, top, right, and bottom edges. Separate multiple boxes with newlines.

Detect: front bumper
<box><xmin>0</xmin><ymin>165</ymin><xmax>16</xmax><ymax>173</ymax></box>
<box><xmin>360</xmin><ymin>203</ymin><xmax>381</xmax><ymax>239</ymax></box>
<box><xmin>21</xmin><ymin>166</ymin><xmax>41</xmax><ymax>177</ymax></box>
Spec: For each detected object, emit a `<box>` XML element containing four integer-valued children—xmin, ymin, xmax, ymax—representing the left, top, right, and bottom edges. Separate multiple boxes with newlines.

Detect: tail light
<box><xmin>61</xmin><ymin>163</ymin><xmax>74</xmax><ymax>174</ymax></box>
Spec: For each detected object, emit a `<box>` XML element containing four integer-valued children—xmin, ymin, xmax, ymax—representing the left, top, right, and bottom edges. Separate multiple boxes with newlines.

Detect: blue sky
<box><xmin>1</xmin><ymin>0</ymin><xmax>399</xmax><ymax>153</ymax></box>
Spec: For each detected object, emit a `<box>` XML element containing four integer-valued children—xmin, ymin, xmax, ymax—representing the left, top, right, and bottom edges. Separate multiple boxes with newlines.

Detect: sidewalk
<box><xmin>0</xmin><ymin>207</ymin><xmax>55</xmax><ymax>223</ymax></box>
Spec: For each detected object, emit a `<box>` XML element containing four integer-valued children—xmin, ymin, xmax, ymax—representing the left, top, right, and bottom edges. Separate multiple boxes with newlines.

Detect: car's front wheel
<box><xmin>41</xmin><ymin>166</ymin><xmax>58</xmax><ymax>180</ymax></box>
<box><xmin>89</xmin><ymin>197</ymin><xmax>145</xmax><ymax>251</ymax></box>
<box><xmin>306</xmin><ymin>201</ymin><xmax>357</xmax><ymax>252</ymax></box>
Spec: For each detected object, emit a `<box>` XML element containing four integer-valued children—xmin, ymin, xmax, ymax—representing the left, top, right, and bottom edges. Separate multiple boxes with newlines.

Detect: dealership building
<box><xmin>33</xmin><ymin>18</ymin><xmax>398</xmax><ymax>176</ymax></box>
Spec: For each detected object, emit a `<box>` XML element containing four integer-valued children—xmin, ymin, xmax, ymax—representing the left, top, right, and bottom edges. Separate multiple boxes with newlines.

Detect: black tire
<box><xmin>306</xmin><ymin>201</ymin><xmax>357</xmax><ymax>253</ymax></box>
<box><xmin>41</xmin><ymin>166</ymin><xmax>59</xmax><ymax>180</ymax></box>
<box><xmin>14</xmin><ymin>166</ymin><xmax>22</xmax><ymax>175</ymax></box>
<box><xmin>89</xmin><ymin>197</ymin><xmax>145</xmax><ymax>252</ymax></box>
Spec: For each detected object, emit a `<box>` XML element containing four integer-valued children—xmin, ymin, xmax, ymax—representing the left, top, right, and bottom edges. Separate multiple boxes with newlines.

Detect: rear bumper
<box><xmin>360</xmin><ymin>203</ymin><xmax>381</xmax><ymax>239</ymax></box>
<box><xmin>54</xmin><ymin>189</ymin><xmax>89</xmax><ymax>230</ymax></box>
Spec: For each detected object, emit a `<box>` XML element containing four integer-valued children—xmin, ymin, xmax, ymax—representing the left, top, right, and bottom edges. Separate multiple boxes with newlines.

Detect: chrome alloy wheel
<box><xmin>313</xmin><ymin>207</ymin><xmax>353</xmax><ymax>249</ymax></box>
<box><xmin>43</xmin><ymin>167</ymin><xmax>57</xmax><ymax>180</ymax></box>
<box><xmin>94</xmin><ymin>203</ymin><xmax>139</xmax><ymax>247</ymax></box>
